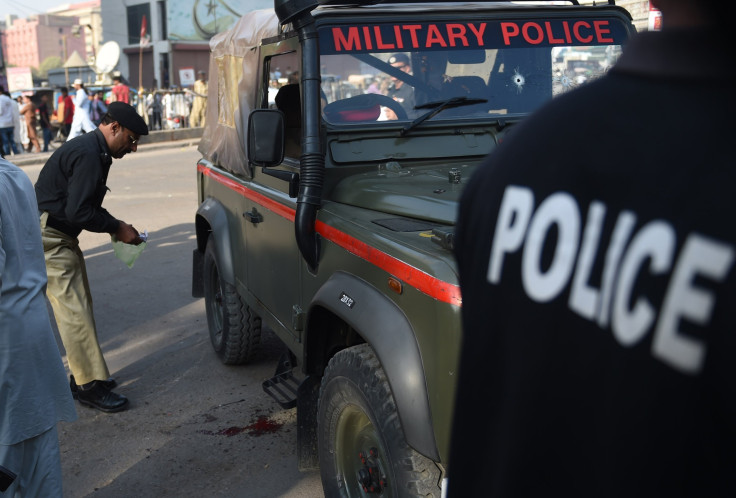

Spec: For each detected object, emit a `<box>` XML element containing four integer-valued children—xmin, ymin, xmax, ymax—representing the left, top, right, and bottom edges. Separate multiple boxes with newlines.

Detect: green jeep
<box><xmin>192</xmin><ymin>1</ymin><xmax>635</xmax><ymax>495</ymax></box>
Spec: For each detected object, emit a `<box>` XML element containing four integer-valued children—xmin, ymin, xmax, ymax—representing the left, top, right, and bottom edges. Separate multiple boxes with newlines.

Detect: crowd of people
<box><xmin>0</xmin><ymin>72</ymin><xmax>208</xmax><ymax>158</ymax></box>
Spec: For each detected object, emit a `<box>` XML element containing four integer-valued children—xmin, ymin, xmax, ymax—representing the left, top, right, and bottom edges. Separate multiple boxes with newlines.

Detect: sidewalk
<box><xmin>7</xmin><ymin>127</ymin><xmax>204</xmax><ymax>167</ymax></box>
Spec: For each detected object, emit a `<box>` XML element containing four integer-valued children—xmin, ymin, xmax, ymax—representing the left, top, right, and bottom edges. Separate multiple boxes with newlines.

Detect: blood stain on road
<box><xmin>199</xmin><ymin>416</ymin><xmax>283</xmax><ymax>437</ymax></box>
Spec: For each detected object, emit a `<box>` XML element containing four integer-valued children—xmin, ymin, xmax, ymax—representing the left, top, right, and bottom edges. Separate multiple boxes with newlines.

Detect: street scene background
<box><xmin>21</xmin><ymin>143</ymin><xmax>324</xmax><ymax>497</ymax></box>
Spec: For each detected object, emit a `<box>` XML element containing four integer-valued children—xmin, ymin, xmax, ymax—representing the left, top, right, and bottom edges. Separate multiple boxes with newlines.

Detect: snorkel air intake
<box><xmin>275</xmin><ymin>0</ymin><xmax>324</xmax><ymax>272</ymax></box>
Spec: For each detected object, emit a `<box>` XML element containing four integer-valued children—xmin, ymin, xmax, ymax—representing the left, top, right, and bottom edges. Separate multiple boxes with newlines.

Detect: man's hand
<box><xmin>115</xmin><ymin>221</ymin><xmax>144</xmax><ymax>245</ymax></box>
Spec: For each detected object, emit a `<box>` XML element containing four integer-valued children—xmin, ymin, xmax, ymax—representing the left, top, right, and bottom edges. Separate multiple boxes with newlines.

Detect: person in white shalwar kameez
<box><xmin>67</xmin><ymin>79</ymin><xmax>96</xmax><ymax>140</ymax></box>
<box><xmin>0</xmin><ymin>157</ymin><xmax>77</xmax><ymax>496</ymax></box>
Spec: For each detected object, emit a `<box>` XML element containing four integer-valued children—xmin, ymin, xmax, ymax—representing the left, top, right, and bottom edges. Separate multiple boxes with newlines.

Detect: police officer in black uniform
<box><xmin>448</xmin><ymin>1</ymin><xmax>734</xmax><ymax>496</ymax></box>
<box><xmin>35</xmin><ymin>102</ymin><xmax>148</xmax><ymax>413</ymax></box>
<box><xmin>386</xmin><ymin>52</ymin><xmax>417</xmax><ymax>118</ymax></box>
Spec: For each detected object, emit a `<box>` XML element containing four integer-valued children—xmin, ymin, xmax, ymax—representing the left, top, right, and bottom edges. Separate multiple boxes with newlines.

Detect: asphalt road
<box><xmin>20</xmin><ymin>143</ymin><xmax>325</xmax><ymax>498</ymax></box>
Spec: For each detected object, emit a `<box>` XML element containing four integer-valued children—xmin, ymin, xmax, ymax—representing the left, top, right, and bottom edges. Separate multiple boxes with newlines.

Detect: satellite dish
<box><xmin>94</xmin><ymin>41</ymin><xmax>120</xmax><ymax>75</ymax></box>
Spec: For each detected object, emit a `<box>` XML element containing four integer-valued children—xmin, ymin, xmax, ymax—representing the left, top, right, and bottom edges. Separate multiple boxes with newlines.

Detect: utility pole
<box><xmin>62</xmin><ymin>34</ymin><xmax>69</xmax><ymax>87</ymax></box>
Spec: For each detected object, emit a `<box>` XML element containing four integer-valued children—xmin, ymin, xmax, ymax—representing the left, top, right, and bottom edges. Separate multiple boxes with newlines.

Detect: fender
<box><xmin>195</xmin><ymin>197</ymin><xmax>236</xmax><ymax>287</ymax></box>
<box><xmin>307</xmin><ymin>271</ymin><xmax>440</xmax><ymax>462</ymax></box>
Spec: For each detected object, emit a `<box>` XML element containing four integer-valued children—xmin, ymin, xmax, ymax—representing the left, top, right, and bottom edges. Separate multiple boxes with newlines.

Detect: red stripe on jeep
<box><xmin>199</xmin><ymin>164</ymin><xmax>462</xmax><ymax>306</ymax></box>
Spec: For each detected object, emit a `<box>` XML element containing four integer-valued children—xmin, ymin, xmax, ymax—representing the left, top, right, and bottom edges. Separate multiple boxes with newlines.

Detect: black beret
<box><xmin>388</xmin><ymin>53</ymin><xmax>410</xmax><ymax>66</ymax></box>
<box><xmin>107</xmin><ymin>101</ymin><xmax>149</xmax><ymax>136</ymax></box>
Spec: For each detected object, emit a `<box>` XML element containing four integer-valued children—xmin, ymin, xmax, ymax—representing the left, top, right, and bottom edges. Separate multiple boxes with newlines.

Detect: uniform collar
<box><xmin>92</xmin><ymin>128</ymin><xmax>113</xmax><ymax>166</ymax></box>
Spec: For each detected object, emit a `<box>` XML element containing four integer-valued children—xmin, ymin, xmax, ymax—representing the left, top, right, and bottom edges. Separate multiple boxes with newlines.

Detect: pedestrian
<box><xmin>110</xmin><ymin>75</ymin><xmax>130</xmax><ymax>104</ymax></box>
<box><xmin>386</xmin><ymin>53</ymin><xmax>416</xmax><ymax>118</ymax></box>
<box><xmin>188</xmin><ymin>70</ymin><xmax>208</xmax><ymax>127</ymax></box>
<box><xmin>89</xmin><ymin>91</ymin><xmax>108</xmax><ymax>126</ymax></box>
<box><xmin>67</xmin><ymin>79</ymin><xmax>96</xmax><ymax>140</ymax></box>
<box><xmin>19</xmin><ymin>95</ymin><xmax>41</xmax><ymax>153</ymax></box>
<box><xmin>0</xmin><ymin>88</ymin><xmax>20</xmax><ymax>156</ymax></box>
<box><xmin>38</xmin><ymin>94</ymin><xmax>54</xmax><ymax>152</ymax></box>
<box><xmin>35</xmin><ymin>102</ymin><xmax>149</xmax><ymax>413</ymax></box>
<box><xmin>448</xmin><ymin>1</ymin><xmax>734</xmax><ymax>497</ymax></box>
<box><xmin>55</xmin><ymin>87</ymin><xmax>74</xmax><ymax>140</ymax></box>
<box><xmin>146</xmin><ymin>92</ymin><xmax>163</xmax><ymax>131</ymax></box>
<box><xmin>1</xmin><ymin>156</ymin><xmax>78</xmax><ymax>496</ymax></box>
<box><xmin>12</xmin><ymin>96</ymin><xmax>24</xmax><ymax>153</ymax></box>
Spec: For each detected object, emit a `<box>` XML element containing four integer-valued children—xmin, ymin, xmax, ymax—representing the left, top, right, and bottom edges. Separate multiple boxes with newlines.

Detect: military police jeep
<box><xmin>192</xmin><ymin>0</ymin><xmax>634</xmax><ymax>495</ymax></box>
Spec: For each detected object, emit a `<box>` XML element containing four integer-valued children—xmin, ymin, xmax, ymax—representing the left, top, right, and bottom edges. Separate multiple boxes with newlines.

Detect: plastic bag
<box><xmin>111</xmin><ymin>231</ymin><xmax>148</xmax><ymax>268</ymax></box>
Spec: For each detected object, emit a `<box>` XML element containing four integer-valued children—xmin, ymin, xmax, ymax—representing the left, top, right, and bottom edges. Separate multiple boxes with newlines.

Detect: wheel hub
<box><xmin>357</xmin><ymin>448</ymin><xmax>386</xmax><ymax>494</ymax></box>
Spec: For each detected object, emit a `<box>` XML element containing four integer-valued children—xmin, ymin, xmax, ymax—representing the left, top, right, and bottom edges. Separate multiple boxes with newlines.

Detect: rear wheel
<box><xmin>203</xmin><ymin>237</ymin><xmax>261</xmax><ymax>364</ymax></box>
<box><xmin>318</xmin><ymin>344</ymin><xmax>443</xmax><ymax>497</ymax></box>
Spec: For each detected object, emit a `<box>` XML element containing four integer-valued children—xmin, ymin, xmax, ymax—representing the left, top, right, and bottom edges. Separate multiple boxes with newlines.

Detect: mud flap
<box><xmin>192</xmin><ymin>248</ymin><xmax>204</xmax><ymax>298</ymax></box>
<box><xmin>297</xmin><ymin>375</ymin><xmax>320</xmax><ymax>471</ymax></box>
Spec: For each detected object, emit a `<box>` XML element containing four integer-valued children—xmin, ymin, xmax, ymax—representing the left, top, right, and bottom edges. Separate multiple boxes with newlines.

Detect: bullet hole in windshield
<box><xmin>512</xmin><ymin>68</ymin><xmax>525</xmax><ymax>93</ymax></box>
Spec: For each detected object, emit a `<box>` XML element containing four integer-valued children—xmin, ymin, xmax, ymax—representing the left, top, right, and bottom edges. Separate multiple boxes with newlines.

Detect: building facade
<box><xmin>49</xmin><ymin>0</ymin><xmax>104</xmax><ymax>64</ymax></box>
<box><xmin>1</xmin><ymin>15</ymin><xmax>86</xmax><ymax>70</ymax></box>
<box><xmin>100</xmin><ymin>0</ymin><xmax>271</xmax><ymax>91</ymax></box>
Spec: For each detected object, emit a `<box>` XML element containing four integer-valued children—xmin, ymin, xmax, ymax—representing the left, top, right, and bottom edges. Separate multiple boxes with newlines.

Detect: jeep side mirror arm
<box><xmin>262</xmin><ymin>167</ymin><xmax>300</xmax><ymax>198</ymax></box>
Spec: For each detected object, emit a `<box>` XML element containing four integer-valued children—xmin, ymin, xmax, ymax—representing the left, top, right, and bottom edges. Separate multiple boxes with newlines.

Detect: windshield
<box><xmin>318</xmin><ymin>16</ymin><xmax>630</xmax><ymax>125</ymax></box>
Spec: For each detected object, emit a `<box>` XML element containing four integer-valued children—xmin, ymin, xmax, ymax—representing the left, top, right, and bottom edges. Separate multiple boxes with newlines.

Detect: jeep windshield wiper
<box><xmin>399</xmin><ymin>96</ymin><xmax>488</xmax><ymax>137</ymax></box>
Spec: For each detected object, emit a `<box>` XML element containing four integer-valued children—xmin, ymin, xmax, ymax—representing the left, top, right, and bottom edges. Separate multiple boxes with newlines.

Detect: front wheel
<box><xmin>318</xmin><ymin>344</ymin><xmax>443</xmax><ymax>497</ymax></box>
<box><xmin>203</xmin><ymin>236</ymin><xmax>261</xmax><ymax>364</ymax></box>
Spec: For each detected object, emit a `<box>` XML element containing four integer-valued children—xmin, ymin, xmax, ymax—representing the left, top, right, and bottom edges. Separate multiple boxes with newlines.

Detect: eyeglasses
<box><xmin>127</xmin><ymin>134</ymin><xmax>139</xmax><ymax>145</ymax></box>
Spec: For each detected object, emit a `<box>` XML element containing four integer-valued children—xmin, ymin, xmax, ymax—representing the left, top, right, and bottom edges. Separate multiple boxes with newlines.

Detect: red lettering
<box><xmin>332</xmin><ymin>27</ymin><xmax>361</xmax><ymax>51</ymax></box>
<box><xmin>425</xmin><ymin>24</ymin><xmax>448</xmax><ymax>47</ymax></box>
<box><xmin>501</xmin><ymin>22</ymin><xmax>520</xmax><ymax>45</ymax></box>
<box><xmin>403</xmin><ymin>25</ymin><xmax>422</xmax><ymax>49</ymax></box>
<box><xmin>446</xmin><ymin>24</ymin><xmax>468</xmax><ymax>47</ymax></box>
<box><xmin>573</xmin><ymin>21</ymin><xmax>593</xmax><ymax>43</ymax></box>
<box><xmin>394</xmin><ymin>25</ymin><xmax>404</xmax><ymax>49</ymax></box>
<box><xmin>545</xmin><ymin>21</ymin><xmax>565</xmax><ymax>44</ymax></box>
<box><xmin>362</xmin><ymin>26</ymin><xmax>373</xmax><ymax>50</ymax></box>
<box><xmin>522</xmin><ymin>22</ymin><xmax>544</xmax><ymax>45</ymax></box>
<box><xmin>374</xmin><ymin>26</ymin><xmax>395</xmax><ymax>49</ymax></box>
<box><xmin>467</xmin><ymin>23</ymin><xmax>486</xmax><ymax>46</ymax></box>
<box><xmin>594</xmin><ymin>20</ymin><xmax>614</xmax><ymax>43</ymax></box>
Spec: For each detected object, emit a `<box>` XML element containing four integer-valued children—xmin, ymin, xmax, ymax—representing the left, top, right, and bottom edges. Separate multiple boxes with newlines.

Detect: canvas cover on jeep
<box><xmin>198</xmin><ymin>9</ymin><xmax>283</xmax><ymax>178</ymax></box>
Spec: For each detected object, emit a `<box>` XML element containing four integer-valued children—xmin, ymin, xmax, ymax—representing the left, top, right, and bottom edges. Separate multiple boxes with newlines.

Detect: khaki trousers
<box><xmin>40</xmin><ymin>212</ymin><xmax>109</xmax><ymax>386</ymax></box>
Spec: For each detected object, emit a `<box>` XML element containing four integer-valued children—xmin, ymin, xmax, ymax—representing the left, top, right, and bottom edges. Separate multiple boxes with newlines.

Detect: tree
<box><xmin>36</xmin><ymin>56</ymin><xmax>63</xmax><ymax>80</ymax></box>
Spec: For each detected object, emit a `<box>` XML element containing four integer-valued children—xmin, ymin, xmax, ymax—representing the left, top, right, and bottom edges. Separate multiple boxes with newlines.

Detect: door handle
<box><xmin>244</xmin><ymin>208</ymin><xmax>264</xmax><ymax>225</ymax></box>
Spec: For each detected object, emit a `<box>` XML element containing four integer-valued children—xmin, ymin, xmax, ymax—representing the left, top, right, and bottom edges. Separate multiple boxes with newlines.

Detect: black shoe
<box><xmin>70</xmin><ymin>375</ymin><xmax>117</xmax><ymax>399</ymax></box>
<box><xmin>75</xmin><ymin>380</ymin><xmax>129</xmax><ymax>413</ymax></box>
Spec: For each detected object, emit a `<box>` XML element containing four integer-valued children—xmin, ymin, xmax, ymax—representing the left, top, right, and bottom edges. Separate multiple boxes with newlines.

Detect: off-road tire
<box><xmin>203</xmin><ymin>237</ymin><xmax>261</xmax><ymax>364</ymax></box>
<box><xmin>318</xmin><ymin>344</ymin><xmax>443</xmax><ymax>498</ymax></box>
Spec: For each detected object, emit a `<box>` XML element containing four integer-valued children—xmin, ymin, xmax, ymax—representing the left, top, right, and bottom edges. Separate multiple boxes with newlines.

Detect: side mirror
<box><xmin>248</xmin><ymin>109</ymin><xmax>285</xmax><ymax>166</ymax></box>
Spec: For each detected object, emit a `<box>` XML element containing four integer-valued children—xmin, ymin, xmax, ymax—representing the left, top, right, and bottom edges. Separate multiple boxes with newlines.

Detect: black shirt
<box><xmin>387</xmin><ymin>82</ymin><xmax>416</xmax><ymax>118</ymax></box>
<box><xmin>35</xmin><ymin>128</ymin><xmax>118</xmax><ymax>237</ymax></box>
<box><xmin>37</xmin><ymin>101</ymin><xmax>51</xmax><ymax>129</ymax></box>
<box><xmin>448</xmin><ymin>30</ymin><xmax>735</xmax><ymax>497</ymax></box>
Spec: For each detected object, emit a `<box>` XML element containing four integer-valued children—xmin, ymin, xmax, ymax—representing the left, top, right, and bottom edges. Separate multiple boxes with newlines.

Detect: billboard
<box><xmin>168</xmin><ymin>0</ymin><xmax>273</xmax><ymax>41</ymax></box>
<box><xmin>6</xmin><ymin>66</ymin><xmax>33</xmax><ymax>92</ymax></box>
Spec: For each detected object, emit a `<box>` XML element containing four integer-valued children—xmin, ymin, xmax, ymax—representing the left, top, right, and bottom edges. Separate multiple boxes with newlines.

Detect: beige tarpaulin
<box><xmin>197</xmin><ymin>9</ymin><xmax>284</xmax><ymax>179</ymax></box>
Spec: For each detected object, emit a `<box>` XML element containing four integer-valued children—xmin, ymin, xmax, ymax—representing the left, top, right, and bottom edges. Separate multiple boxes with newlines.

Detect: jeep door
<box><xmin>241</xmin><ymin>40</ymin><xmax>304</xmax><ymax>340</ymax></box>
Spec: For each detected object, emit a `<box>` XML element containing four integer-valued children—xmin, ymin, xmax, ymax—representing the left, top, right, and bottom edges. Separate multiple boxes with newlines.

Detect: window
<box><xmin>158</xmin><ymin>1</ymin><xmax>167</xmax><ymax>40</ymax></box>
<box><xmin>127</xmin><ymin>3</ymin><xmax>151</xmax><ymax>45</ymax></box>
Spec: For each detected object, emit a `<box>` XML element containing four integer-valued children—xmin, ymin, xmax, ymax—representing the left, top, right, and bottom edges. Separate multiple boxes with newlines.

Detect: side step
<box><xmin>262</xmin><ymin>350</ymin><xmax>300</xmax><ymax>409</ymax></box>
<box><xmin>263</xmin><ymin>371</ymin><xmax>300</xmax><ymax>409</ymax></box>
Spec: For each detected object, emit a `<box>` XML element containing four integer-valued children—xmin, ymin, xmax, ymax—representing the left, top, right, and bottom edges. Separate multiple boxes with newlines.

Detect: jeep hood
<box><xmin>331</xmin><ymin>165</ymin><xmax>472</xmax><ymax>225</ymax></box>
